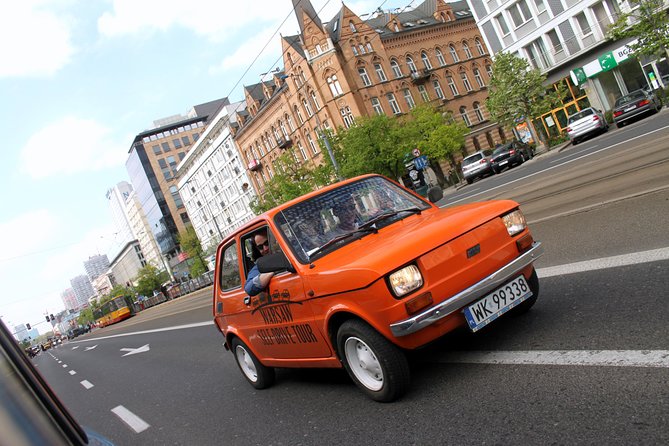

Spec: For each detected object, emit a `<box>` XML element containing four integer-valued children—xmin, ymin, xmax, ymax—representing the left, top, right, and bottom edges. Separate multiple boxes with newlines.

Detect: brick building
<box><xmin>235</xmin><ymin>0</ymin><xmax>507</xmax><ymax>195</ymax></box>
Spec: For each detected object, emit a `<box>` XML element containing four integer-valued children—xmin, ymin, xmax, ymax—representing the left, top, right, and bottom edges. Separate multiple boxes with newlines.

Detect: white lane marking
<box><xmin>72</xmin><ymin>346</ymin><xmax>79</xmax><ymax>350</ymax></box>
<box><xmin>444</xmin><ymin>124</ymin><xmax>669</xmax><ymax>206</ymax></box>
<box><xmin>69</xmin><ymin>370</ymin><xmax>76</xmax><ymax>375</ymax></box>
<box><xmin>549</xmin><ymin>145</ymin><xmax>599</xmax><ymax>163</ymax></box>
<box><xmin>76</xmin><ymin>321</ymin><xmax>214</xmax><ymax>342</ymax></box>
<box><xmin>62</xmin><ymin>364</ymin><xmax>67</xmax><ymax>368</ymax></box>
<box><xmin>537</xmin><ymin>247</ymin><xmax>669</xmax><ymax>278</ymax></box>
<box><xmin>58</xmin><ymin>361</ymin><xmax>62</xmax><ymax>363</ymax></box>
<box><xmin>80</xmin><ymin>380</ymin><xmax>94</xmax><ymax>389</ymax></box>
<box><xmin>85</xmin><ymin>345</ymin><xmax>98</xmax><ymax>351</ymax></box>
<box><xmin>111</xmin><ymin>405</ymin><xmax>150</xmax><ymax>434</ymax></box>
<box><xmin>435</xmin><ymin>350</ymin><xmax>669</xmax><ymax>368</ymax></box>
<box><xmin>120</xmin><ymin>344</ymin><xmax>150</xmax><ymax>357</ymax></box>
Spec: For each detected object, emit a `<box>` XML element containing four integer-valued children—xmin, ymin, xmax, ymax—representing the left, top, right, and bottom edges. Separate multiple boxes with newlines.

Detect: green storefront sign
<box><xmin>570</xmin><ymin>40</ymin><xmax>637</xmax><ymax>86</ymax></box>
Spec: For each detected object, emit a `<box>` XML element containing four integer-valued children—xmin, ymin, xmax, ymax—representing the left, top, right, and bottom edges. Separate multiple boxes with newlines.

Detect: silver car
<box><xmin>461</xmin><ymin>150</ymin><xmax>494</xmax><ymax>184</ymax></box>
<box><xmin>565</xmin><ymin>107</ymin><xmax>608</xmax><ymax>145</ymax></box>
<box><xmin>613</xmin><ymin>89</ymin><xmax>662</xmax><ymax>128</ymax></box>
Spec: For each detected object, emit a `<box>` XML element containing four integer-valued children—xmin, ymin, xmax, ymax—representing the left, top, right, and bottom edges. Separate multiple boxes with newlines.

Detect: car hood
<box><xmin>304</xmin><ymin>200</ymin><xmax>519</xmax><ymax>295</ymax></box>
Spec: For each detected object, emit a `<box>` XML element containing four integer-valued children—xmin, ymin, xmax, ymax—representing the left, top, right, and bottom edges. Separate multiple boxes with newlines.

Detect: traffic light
<box><xmin>50</xmin><ymin>314</ymin><xmax>55</xmax><ymax>321</ymax></box>
<box><xmin>26</xmin><ymin>323</ymin><xmax>31</xmax><ymax>330</ymax></box>
<box><xmin>45</xmin><ymin>315</ymin><xmax>50</xmax><ymax>323</ymax></box>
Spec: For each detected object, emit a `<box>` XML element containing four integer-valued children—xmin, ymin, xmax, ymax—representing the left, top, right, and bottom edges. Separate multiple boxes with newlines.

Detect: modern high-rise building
<box><xmin>70</xmin><ymin>275</ymin><xmax>95</xmax><ymax>309</ymax></box>
<box><xmin>126</xmin><ymin>97</ymin><xmax>229</xmax><ymax>278</ymax></box>
<box><xmin>105</xmin><ymin>181</ymin><xmax>135</xmax><ymax>253</ymax></box>
<box><xmin>124</xmin><ymin>190</ymin><xmax>163</xmax><ymax>271</ymax></box>
<box><xmin>465</xmin><ymin>0</ymin><xmax>669</xmax><ymax>138</ymax></box>
<box><xmin>60</xmin><ymin>288</ymin><xmax>77</xmax><ymax>312</ymax></box>
<box><xmin>177</xmin><ymin>101</ymin><xmax>257</xmax><ymax>251</ymax></box>
<box><xmin>83</xmin><ymin>254</ymin><xmax>110</xmax><ymax>281</ymax></box>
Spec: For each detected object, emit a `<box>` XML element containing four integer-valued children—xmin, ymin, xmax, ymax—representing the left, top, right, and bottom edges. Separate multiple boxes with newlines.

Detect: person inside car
<box><xmin>244</xmin><ymin>229</ymin><xmax>275</xmax><ymax>296</ymax></box>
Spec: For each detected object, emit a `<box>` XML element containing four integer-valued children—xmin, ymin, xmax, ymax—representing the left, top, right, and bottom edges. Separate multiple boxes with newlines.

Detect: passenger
<box><xmin>296</xmin><ymin>213</ymin><xmax>328</xmax><ymax>253</ymax></box>
<box><xmin>244</xmin><ymin>229</ymin><xmax>275</xmax><ymax>296</ymax></box>
<box><xmin>330</xmin><ymin>198</ymin><xmax>360</xmax><ymax>237</ymax></box>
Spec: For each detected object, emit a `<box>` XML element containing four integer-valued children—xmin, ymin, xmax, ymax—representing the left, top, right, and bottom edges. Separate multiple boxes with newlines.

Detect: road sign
<box><xmin>414</xmin><ymin>155</ymin><xmax>428</xmax><ymax>170</ymax></box>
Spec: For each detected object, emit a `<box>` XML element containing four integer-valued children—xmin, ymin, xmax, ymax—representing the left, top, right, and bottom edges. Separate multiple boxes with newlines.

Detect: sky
<box><xmin>0</xmin><ymin>0</ymin><xmax>415</xmax><ymax>334</ymax></box>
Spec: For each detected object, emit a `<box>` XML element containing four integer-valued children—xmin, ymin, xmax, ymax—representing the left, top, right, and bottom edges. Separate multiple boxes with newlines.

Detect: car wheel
<box><xmin>231</xmin><ymin>338</ymin><xmax>275</xmax><ymax>389</ymax></box>
<box><xmin>337</xmin><ymin>320</ymin><xmax>410</xmax><ymax>402</ymax></box>
<box><xmin>617</xmin><ymin>121</ymin><xmax>624</xmax><ymax>128</ymax></box>
<box><xmin>572</xmin><ymin>138</ymin><xmax>578</xmax><ymax>145</ymax></box>
<box><xmin>511</xmin><ymin>269</ymin><xmax>540</xmax><ymax>315</ymax></box>
<box><xmin>466</xmin><ymin>178</ymin><xmax>473</xmax><ymax>184</ymax></box>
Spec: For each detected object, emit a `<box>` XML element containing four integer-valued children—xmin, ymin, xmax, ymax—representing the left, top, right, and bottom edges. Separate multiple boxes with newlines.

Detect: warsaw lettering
<box><xmin>255</xmin><ymin>303</ymin><xmax>319</xmax><ymax>345</ymax></box>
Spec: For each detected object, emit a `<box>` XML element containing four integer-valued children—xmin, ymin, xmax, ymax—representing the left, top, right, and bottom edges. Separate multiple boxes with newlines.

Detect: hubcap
<box><xmin>235</xmin><ymin>345</ymin><xmax>258</xmax><ymax>382</ymax></box>
<box><xmin>344</xmin><ymin>337</ymin><xmax>383</xmax><ymax>391</ymax></box>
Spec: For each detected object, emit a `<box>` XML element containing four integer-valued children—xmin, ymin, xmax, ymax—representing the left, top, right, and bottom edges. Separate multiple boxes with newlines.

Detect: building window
<box><xmin>403</xmin><ymin>89</ymin><xmax>416</xmax><ymax>109</ymax></box>
<box><xmin>327</xmin><ymin>75</ymin><xmax>343</xmax><ymax>96</ymax></box>
<box><xmin>546</xmin><ymin>29</ymin><xmax>563</xmax><ymax>56</ymax></box>
<box><xmin>310</xmin><ymin>90</ymin><xmax>321</xmax><ymax>109</ymax></box>
<box><xmin>374</xmin><ymin>63</ymin><xmax>387</xmax><ymax>82</ymax></box>
<box><xmin>152</xmin><ymin>145</ymin><xmax>161</xmax><ymax>155</ymax></box>
<box><xmin>447</xmin><ymin>76</ymin><xmax>459</xmax><ymax>96</ymax></box>
<box><xmin>340</xmin><ymin>106</ymin><xmax>355</xmax><ymax>128</ymax></box>
<box><xmin>294</xmin><ymin>105</ymin><xmax>304</xmax><ymax>124</ymax></box>
<box><xmin>473</xmin><ymin>102</ymin><xmax>485</xmax><ymax>122</ymax></box>
<box><xmin>486</xmin><ymin>64</ymin><xmax>493</xmax><ymax>78</ymax></box>
<box><xmin>349</xmin><ymin>21</ymin><xmax>357</xmax><ymax>32</ymax></box>
<box><xmin>351</xmin><ymin>44</ymin><xmax>358</xmax><ymax>56</ymax></box>
<box><xmin>460</xmin><ymin>106</ymin><xmax>472</xmax><ymax>127</ymax></box>
<box><xmin>302</xmin><ymin>98</ymin><xmax>314</xmax><ymax>117</ymax></box>
<box><xmin>358</xmin><ymin>67</ymin><xmax>372</xmax><ymax>86</ymax></box>
<box><xmin>286</xmin><ymin>113</ymin><xmax>295</xmax><ymax>131</ymax></box>
<box><xmin>575</xmin><ymin>11</ymin><xmax>592</xmax><ymax>37</ymax></box>
<box><xmin>496</xmin><ymin>14</ymin><xmax>510</xmax><ymax>35</ymax></box>
<box><xmin>435</xmin><ymin>48</ymin><xmax>446</xmax><ymax>66</ymax></box>
<box><xmin>509</xmin><ymin>0</ymin><xmax>533</xmax><ymax>28</ymax></box>
<box><xmin>421</xmin><ymin>51</ymin><xmax>432</xmax><ymax>70</ymax></box>
<box><xmin>475</xmin><ymin>38</ymin><xmax>485</xmax><ymax>56</ymax></box>
<box><xmin>181</xmin><ymin>135</ymin><xmax>191</xmax><ymax>146</ymax></box>
<box><xmin>406</xmin><ymin>56</ymin><xmax>417</xmax><ymax>73</ymax></box>
<box><xmin>418</xmin><ymin>84</ymin><xmax>430</xmax><ymax>102</ymax></box>
<box><xmin>297</xmin><ymin>141</ymin><xmax>308</xmax><ymax>160</ymax></box>
<box><xmin>534</xmin><ymin>0</ymin><xmax>546</xmax><ymax>13</ymax></box>
<box><xmin>387</xmin><ymin>93</ymin><xmax>401</xmax><ymax>115</ymax></box>
<box><xmin>306</xmin><ymin>132</ymin><xmax>319</xmax><ymax>154</ymax></box>
<box><xmin>279</xmin><ymin>120</ymin><xmax>288</xmax><ymax>138</ymax></box>
<box><xmin>366</xmin><ymin>41</ymin><xmax>373</xmax><ymax>52</ymax></box>
<box><xmin>359</xmin><ymin>44</ymin><xmax>366</xmax><ymax>54</ymax></box>
<box><xmin>474</xmin><ymin>68</ymin><xmax>485</xmax><ymax>88</ymax></box>
<box><xmin>461</xmin><ymin>71</ymin><xmax>473</xmax><ymax>92</ymax></box>
<box><xmin>449</xmin><ymin>45</ymin><xmax>459</xmax><ymax>63</ymax></box>
<box><xmin>180</xmin><ymin>212</ymin><xmax>190</xmax><ymax>224</ymax></box>
<box><xmin>462</xmin><ymin>42</ymin><xmax>473</xmax><ymax>59</ymax></box>
<box><xmin>161</xmin><ymin>142</ymin><xmax>171</xmax><ymax>152</ymax></box>
<box><xmin>525</xmin><ymin>38</ymin><xmax>551</xmax><ymax>70</ymax></box>
<box><xmin>390</xmin><ymin>59</ymin><xmax>402</xmax><ymax>78</ymax></box>
<box><xmin>433</xmin><ymin>80</ymin><xmax>444</xmax><ymax>99</ymax></box>
<box><xmin>371</xmin><ymin>97</ymin><xmax>384</xmax><ymax>115</ymax></box>
<box><xmin>170</xmin><ymin>185</ymin><xmax>184</xmax><ymax>208</ymax></box>
<box><xmin>172</xmin><ymin>138</ymin><xmax>182</xmax><ymax>149</ymax></box>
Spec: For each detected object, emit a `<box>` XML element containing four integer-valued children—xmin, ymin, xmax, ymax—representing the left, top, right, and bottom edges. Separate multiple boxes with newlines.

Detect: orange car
<box><xmin>213</xmin><ymin>174</ymin><xmax>543</xmax><ymax>402</ymax></box>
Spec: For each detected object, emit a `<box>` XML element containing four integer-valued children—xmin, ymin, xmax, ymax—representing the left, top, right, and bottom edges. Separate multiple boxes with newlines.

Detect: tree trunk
<box><xmin>526</xmin><ymin>117</ymin><xmax>546</xmax><ymax>153</ymax></box>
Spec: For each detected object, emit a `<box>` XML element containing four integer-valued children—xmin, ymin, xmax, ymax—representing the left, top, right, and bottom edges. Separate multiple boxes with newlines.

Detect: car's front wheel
<box><xmin>231</xmin><ymin>338</ymin><xmax>275</xmax><ymax>389</ymax></box>
<box><xmin>337</xmin><ymin>320</ymin><xmax>410</xmax><ymax>402</ymax></box>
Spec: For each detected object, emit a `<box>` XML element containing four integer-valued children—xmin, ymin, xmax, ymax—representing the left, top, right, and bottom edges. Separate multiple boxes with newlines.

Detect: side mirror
<box><xmin>427</xmin><ymin>186</ymin><xmax>443</xmax><ymax>203</ymax></box>
<box><xmin>256</xmin><ymin>252</ymin><xmax>296</xmax><ymax>274</ymax></box>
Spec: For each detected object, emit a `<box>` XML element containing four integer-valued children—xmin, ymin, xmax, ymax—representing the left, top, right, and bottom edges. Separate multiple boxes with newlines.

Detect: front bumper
<box><xmin>389</xmin><ymin>241</ymin><xmax>544</xmax><ymax>337</ymax></box>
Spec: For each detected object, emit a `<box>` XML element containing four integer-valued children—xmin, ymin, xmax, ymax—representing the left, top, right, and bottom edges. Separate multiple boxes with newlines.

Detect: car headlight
<box><xmin>388</xmin><ymin>265</ymin><xmax>423</xmax><ymax>297</ymax></box>
<box><xmin>502</xmin><ymin>210</ymin><xmax>527</xmax><ymax>236</ymax></box>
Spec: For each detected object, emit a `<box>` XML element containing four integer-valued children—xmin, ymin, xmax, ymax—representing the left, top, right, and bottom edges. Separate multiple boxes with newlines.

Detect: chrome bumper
<box><xmin>389</xmin><ymin>241</ymin><xmax>544</xmax><ymax>337</ymax></box>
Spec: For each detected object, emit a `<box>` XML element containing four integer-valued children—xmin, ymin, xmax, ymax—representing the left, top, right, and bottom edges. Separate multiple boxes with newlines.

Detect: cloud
<box><xmin>0</xmin><ymin>210</ymin><xmax>60</xmax><ymax>261</ymax></box>
<box><xmin>0</xmin><ymin>1</ymin><xmax>76</xmax><ymax>78</ymax></box>
<box><xmin>209</xmin><ymin>27</ymin><xmax>283</xmax><ymax>74</ymax></box>
<box><xmin>19</xmin><ymin>117</ymin><xmax>127</xmax><ymax>179</ymax></box>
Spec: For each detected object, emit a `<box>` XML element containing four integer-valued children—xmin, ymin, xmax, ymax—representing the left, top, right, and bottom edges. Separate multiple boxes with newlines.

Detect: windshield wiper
<box><xmin>358</xmin><ymin>207</ymin><xmax>423</xmax><ymax>231</ymax></box>
<box><xmin>307</xmin><ymin>227</ymin><xmax>378</xmax><ymax>261</ymax></box>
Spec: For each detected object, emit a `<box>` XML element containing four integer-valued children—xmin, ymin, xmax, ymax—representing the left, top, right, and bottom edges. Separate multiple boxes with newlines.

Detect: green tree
<box><xmin>486</xmin><ymin>52</ymin><xmax>562</xmax><ymax>148</ymax></box>
<box><xmin>608</xmin><ymin>0</ymin><xmax>669</xmax><ymax>60</ymax></box>
<box><xmin>77</xmin><ymin>307</ymin><xmax>95</xmax><ymax>326</ymax></box>
<box><xmin>179</xmin><ymin>225</ymin><xmax>207</xmax><ymax>277</ymax></box>
<box><xmin>249</xmin><ymin>151</ymin><xmax>334</xmax><ymax>213</ymax></box>
<box><xmin>135</xmin><ymin>264</ymin><xmax>168</xmax><ymax>297</ymax></box>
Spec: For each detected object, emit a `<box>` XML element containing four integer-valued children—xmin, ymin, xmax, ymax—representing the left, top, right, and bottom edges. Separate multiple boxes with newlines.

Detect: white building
<box><xmin>177</xmin><ymin>101</ymin><xmax>257</xmax><ymax>251</ymax></box>
<box><xmin>466</xmin><ymin>0</ymin><xmax>669</xmax><ymax>135</ymax></box>
<box><xmin>124</xmin><ymin>190</ymin><xmax>164</xmax><ymax>270</ymax></box>
<box><xmin>106</xmin><ymin>181</ymin><xmax>135</xmax><ymax>251</ymax></box>
<box><xmin>110</xmin><ymin>240</ymin><xmax>147</xmax><ymax>287</ymax></box>
<box><xmin>83</xmin><ymin>254</ymin><xmax>110</xmax><ymax>281</ymax></box>
<box><xmin>60</xmin><ymin>288</ymin><xmax>78</xmax><ymax>312</ymax></box>
<box><xmin>70</xmin><ymin>275</ymin><xmax>95</xmax><ymax>309</ymax></box>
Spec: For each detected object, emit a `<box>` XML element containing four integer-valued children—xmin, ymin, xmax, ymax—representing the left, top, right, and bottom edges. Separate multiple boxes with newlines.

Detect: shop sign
<box><xmin>570</xmin><ymin>40</ymin><xmax>638</xmax><ymax>85</ymax></box>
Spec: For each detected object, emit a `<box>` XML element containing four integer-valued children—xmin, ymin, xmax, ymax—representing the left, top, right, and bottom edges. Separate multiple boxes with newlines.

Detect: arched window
<box><xmin>351</xmin><ymin>44</ymin><xmax>359</xmax><ymax>56</ymax></box>
<box><xmin>486</xmin><ymin>64</ymin><xmax>493</xmax><ymax>78</ymax></box>
<box><xmin>421</xmin><ymin>51</ymin><xmax>432</xmax><ymax>70</ymax></box>
<box><xmin>294</xmin><ymin>105</ymin><xmax>304</xmax><ymax>124</ymax></box>
<box><xmin>447</xmin><ymin>75</ymin><xmax>459</xmax><ymax>96</ymax></box>
<box><xmin>475</xmin><ymin>38</ymin><xmax>485</xmax><ymax>56</ymax></box>
<box><xmin>327</xmin><ymin>74</ymin><xmax>343</xmax><ymax>96</ymax></box>
<box><xmin>460</xmin><ymin>71</ymin><xmax>473</xmax><ymax>92</ymax></box>
<box><xmin>449</xmin><ymin>44</ymin><xmax>459</xmax><ymax>63</ymax></box>
<box><xmin>349</xmin><ymin>21</ymin><xmax>357</xmax><ymax>32</ymax></box>
<box><xmin>473</xmin><ymin>68</ymin><xmax>485</xmax><ymax>88</ymax></box>
<box><xmin>285</xmin><ymin>113</ymin><xmax>295</xmax><ymax>132</ymax></box>
<box><xmin>310</xmin><ymin>90</ymin><xmax>321</xmax><ymax>109</ymax></box>
<box><xmin>462</xmin><ymin>41</ymin><xmax>473</xmax><ymax>59</ymax></box>
<box><xmin>473</xmin><ymin>102</ymin><xmax>485</xmax><ymax>122</ymax></box>
<box><xmin>302</xmin><ymin>98</ymin><xmax>314</xmax><ymax>117</ymax></box>
<box><xmin>366</xmin><ymin>40</ymin><xmax>373</xmax><ymax>52</ymax></box>
<box><xmin>435</xmin><ymin>48</ymin><xmax>446</xmax><ymax>66</ymax></box>
<box><xmin>374</xmin><ymin>62</ymin><xmax>388</xmax><ymax>82</ymax></box>
<box><xmin>460</xmin><ymin>106</ymin><xmax>472</xmax><ymax>126</ymax></box>
<box><xmin>279</xmin><ymin>120</ymin><xmax>288</xmax><ymax>138</ymax></box>
<box><xmin>406</xmin><ymin>56</ymin><xmax>417</xmax><ymax>73</ymax></box>
<box><xmin>390</xmin><ymin>59</ymin><xmax>402</xmax><ymax>78</ymax></box>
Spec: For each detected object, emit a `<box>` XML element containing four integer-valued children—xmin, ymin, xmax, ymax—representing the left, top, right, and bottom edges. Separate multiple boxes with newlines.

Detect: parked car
<box><xmin>490</xmin><ymin>141</ymin><xmax>531</xmax><ymax>173</ymax></box>
<box><xmin>212</xmin><ymin>174</ymin><xmax>543</xmax><ymax>402</ymax></box>
<box><xmin>461</xmin><ymin>150</ymin><xmax>494</xmax><ymax>184</ymax></box>
<box><xmin>565</xmin><ymin>107</ymin><xmax>609</xmax><ymax>144</ymax></box>
<box><xmin>613</xmin><ymin>89</ymin><xmax>662</xmax><ymax>128</ymax></box>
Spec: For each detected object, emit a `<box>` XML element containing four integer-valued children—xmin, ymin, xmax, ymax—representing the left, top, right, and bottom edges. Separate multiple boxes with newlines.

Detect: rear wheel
<box><xmin>337</xmin><ymin>320</ymin><xmax>410</xmax><ymax>402</ymax></box>
<box><xmin>231</xmin><ymin>338</ymin><xmax>275</xmax><ymax>389</ymax></box>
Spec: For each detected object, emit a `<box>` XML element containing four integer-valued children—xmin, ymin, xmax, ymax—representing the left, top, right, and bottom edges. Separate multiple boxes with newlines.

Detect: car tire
<box><xmin>231</xmin><ymin>338</ymin><xmax>275</xmax><ymax>389</ymax></box>
<box><xmin>337</xmin><ymin>320</ymin><xmax>410</xmax><ymax>402</ymax></box>
<box><xmin>572</xmin><ymin>138</ymin><xmax>578</xmax><ymax>145</ymax></box>
<box><xmin>617</xmin><ymin>121</ymin><xmax>624</xmax><ymax>128</ymax></box>
<box><xmin>466</xmin><ymin>178</ymin><xmax>473</xmax><ymax>184</ymax></box>
<box><xmin>511</xmin><ymin>269</ymin><xmax>540</xmax><ymax>315</ymax></box>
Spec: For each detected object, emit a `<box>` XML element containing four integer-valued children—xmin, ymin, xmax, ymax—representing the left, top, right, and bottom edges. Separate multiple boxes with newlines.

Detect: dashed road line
<box><xmin>111</xmin><ymin>405</ymin><xmax>150</xmax><ymax>433</ymax></box>
<box><xmin>80</xmin><ymin>380</ymin><xmax>94</xmax><ymax>389</ymax></box>
<box><xmin>69</xmin><ymin>370</ymin><xmax>77</xmax><ymax>375</ymax></box>
<box><xmin>62</xmin><ymin>364</ymin><xmax>67</xmax><ymax>368</ymax></box>
<box><xmin>536</xmin><ymin>247</ymin><xmax>669</xmax><ymax>278</ymax></box>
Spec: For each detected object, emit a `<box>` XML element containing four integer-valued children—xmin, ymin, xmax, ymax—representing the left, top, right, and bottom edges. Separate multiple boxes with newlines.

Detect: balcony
<box><xmin>410</xmin><ymin>69</ymin><xmax>431</xmax><ymax>84</ymax></box>
<box><xmin>277</xmin><ymin>137</ymin><xmax>293</xmax><ymax>149</ymax></box>
<box><xmin>247</xmin><ymin>159</ymin><xmax>262</xmax><ymax>172</ymax></box>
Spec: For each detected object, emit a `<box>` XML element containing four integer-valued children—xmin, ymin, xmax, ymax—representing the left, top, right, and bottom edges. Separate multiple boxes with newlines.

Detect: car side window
<box><xmin>219</xmin><ymin>242</ymin><xmax>241</xmax><ymax>290</ymax></box>
<box><xmin>241</xmin><ymin>226</ymin><xmax>284</xmax><ymax>277</ymax></box>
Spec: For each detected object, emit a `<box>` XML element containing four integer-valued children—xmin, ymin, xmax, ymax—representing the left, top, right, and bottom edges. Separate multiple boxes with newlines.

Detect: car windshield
<box><xmin>568</xmin><ymin>109</ymin><xmax>594</xmax><ymax>123</ymax></box>
<box><xmin>492</xmin><ymin>145</ymin><xmax>511</xmax><ymax>155</ymax></box>
<box><xmin>462</xmin><ymin>153</ymin><xmax>483</xmax><ymax>165</ymax></box>
<box><xmin>615</xmin><ymin>91</ymin><xmax>645</xmax><ymax>106</ymax></box>
<box><xmin>274</xmin><ymin>176</ymin><xmax>431</xmax><ymax>263</ymax></box>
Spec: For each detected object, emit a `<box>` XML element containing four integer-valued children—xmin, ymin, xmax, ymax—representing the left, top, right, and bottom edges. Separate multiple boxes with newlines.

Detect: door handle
<box><xmin>244</xmin><ymin>296</ymin><xmax>251</xmax><ymax>306</ymax></box>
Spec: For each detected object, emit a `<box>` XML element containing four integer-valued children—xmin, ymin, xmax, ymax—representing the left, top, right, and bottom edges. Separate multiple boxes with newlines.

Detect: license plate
<box><xmin>624</xmin><ymin>105</ymin><xmax>636</xmax><ymax>112</ymax></box>
<box><xmin>499</xmin><ymin>160</ymin><xmax>508</xmax><ymax>165</ymax></box>
<box><xmin>463</xmin><ymin>275</ymin><xmax>532</xmax><ymax>332</ymax></box>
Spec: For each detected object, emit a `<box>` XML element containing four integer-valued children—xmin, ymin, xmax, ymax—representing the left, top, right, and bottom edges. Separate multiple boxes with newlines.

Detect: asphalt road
<box><xmin>33</xmin><ymin>110</ymin><xmax>669</xmax><ymax>445</ymax></box>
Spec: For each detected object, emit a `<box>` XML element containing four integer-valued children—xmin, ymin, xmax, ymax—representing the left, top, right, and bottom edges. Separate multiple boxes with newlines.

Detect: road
<box><xmin>34</xmin><ymin>111</ymin><xmax>669</xmax><ymax>445</ymax></box>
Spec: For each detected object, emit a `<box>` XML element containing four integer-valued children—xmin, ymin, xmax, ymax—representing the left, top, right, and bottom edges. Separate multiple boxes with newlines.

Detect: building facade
<box><xmin>124</xmin><ymin>190</ymin><xmax>164</xmax><ymax>271</ymax></box>
<box><xmin>83</xmin><ymin>254</ymin><xmax>110</xmax><ymax>281</ymax></box>
<box><xmin>126</xmin><ymin>98</ymin><xmax>229</xmax><ymax>278</ymax></box>
<box><xmin>235</xmin><ymin>0</ymin><xmax>506</xmax><ymax>195</ymax></box>
<box><xmin>110</xmin><ymin>240</ymin><xmax>147</xmax><ymax>287</ymax></box>
<box><xmin>467</xmin><ymin>0</ymin><xmax>669</xmax><ymax>138</ymax></box>
<box><xmin>60</xmin><ymin>288</ymin><xmax>78</xmax><ymax>312</ymax></box>
<box><xmin>176</xmin><ymin>101</ymin><xmax>257</xmax><ymax>251</ymax></box>
<box><xmin>70</xmin><ymin>275</ymin><xmax>95</xmax><ymax>309</ymax></box>
<box><xmin>106</xmin><ymin>181</ymin><xmax>135</xmax><ymax>251</ymax></box>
